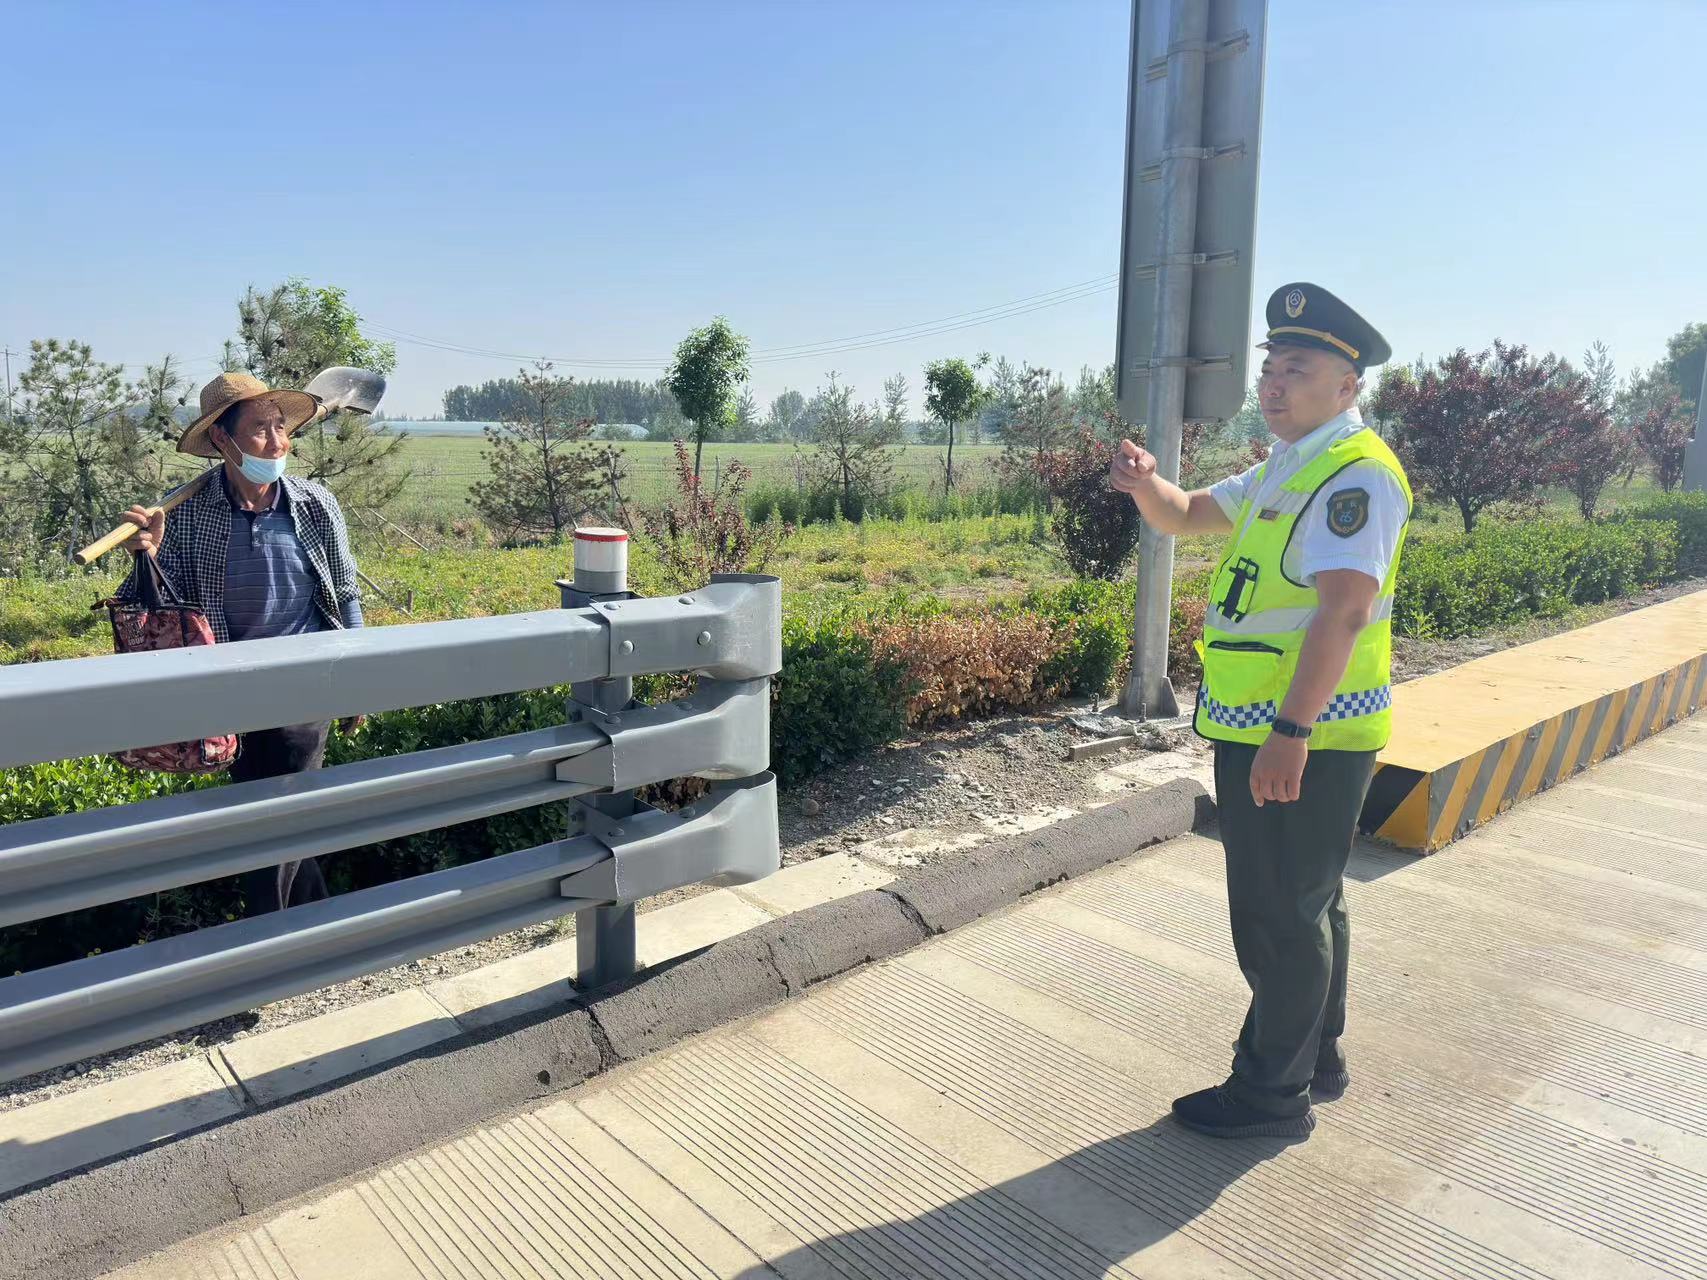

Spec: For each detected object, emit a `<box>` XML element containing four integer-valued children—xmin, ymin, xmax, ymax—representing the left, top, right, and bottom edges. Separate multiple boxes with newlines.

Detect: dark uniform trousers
<box><xmin>231</xmin><ymin>721</ymin><xmax>334</xmax><ymax>915</ymax></box>
<box><xmin>1213</xmin><ymin>741</ymin><xmax>1377</xmax><ymax>1117</ymax></box>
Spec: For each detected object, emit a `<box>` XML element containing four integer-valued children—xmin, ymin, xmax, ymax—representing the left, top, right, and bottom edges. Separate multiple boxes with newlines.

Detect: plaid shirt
<box><xmin>117</xmin><ymin>471</ymin><xmax>362</xmax><ymax>643</ymax></box>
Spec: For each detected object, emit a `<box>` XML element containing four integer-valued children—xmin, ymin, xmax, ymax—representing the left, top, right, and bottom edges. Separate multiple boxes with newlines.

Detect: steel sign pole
<box><xmin>1122</xmin><ymin>0</ymin><xmax>1209</xmax><ymax>718</ymax></box>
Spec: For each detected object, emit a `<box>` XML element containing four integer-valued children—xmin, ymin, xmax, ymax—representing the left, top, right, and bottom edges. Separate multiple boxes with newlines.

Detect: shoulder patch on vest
<box><xmin>1326</xmin><ymin>488</ymin><xmax>1369</xmax><ymax>538</ymax></box>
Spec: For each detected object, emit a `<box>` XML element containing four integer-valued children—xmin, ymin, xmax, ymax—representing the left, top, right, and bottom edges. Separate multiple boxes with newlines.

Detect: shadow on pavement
<box><xmin>734</xmin><ymin>1115</ymin><xmax>1295</xmax><ymax>1279</ymax></box>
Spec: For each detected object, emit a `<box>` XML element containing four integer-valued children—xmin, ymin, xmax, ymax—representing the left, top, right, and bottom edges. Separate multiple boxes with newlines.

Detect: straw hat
<box><xmin>176</xmin><ymin>372</ymin><xmax>318</xmax><ymax>458</ymax></box>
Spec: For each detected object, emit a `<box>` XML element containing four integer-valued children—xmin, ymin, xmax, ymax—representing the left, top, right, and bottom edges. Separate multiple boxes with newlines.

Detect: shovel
<box><xmin>73</xmin><ymin>366</ymin><xmax>388</xmax><ymax>566</ymax></box>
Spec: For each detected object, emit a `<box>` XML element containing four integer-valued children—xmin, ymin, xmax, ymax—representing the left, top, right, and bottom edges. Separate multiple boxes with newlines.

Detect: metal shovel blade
<box><xmin>303</xmin><ymin>366</ymin><xmax>387</xmax><ymax>415</ymax></box>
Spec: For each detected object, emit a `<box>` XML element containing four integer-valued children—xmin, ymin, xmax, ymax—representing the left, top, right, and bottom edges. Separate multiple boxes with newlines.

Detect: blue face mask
<box><xmin>237</xmin><ymin>451</ymin><xmax>288</xmax><ymax>485</ymax></box>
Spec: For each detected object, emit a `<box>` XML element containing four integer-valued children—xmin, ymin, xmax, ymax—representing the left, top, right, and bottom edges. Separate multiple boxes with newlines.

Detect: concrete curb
<box><xmin>1</xmin><ymin>777</ymin><xmax>1209</xmax><ymax>1280</ymax></box>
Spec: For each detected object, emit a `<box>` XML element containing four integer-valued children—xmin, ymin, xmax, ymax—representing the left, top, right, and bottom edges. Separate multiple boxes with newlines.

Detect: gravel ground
<box><xmin>7</xmin><ymin>577</ymin><xmax>1702</xmax><ymax>1114</ymax></box>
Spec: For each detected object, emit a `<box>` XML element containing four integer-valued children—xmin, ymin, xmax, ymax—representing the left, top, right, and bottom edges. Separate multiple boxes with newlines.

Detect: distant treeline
<box><xmin>443</xmin><ymin>377</ymin><xmax>685</xmax><ymax>429</ymax></box>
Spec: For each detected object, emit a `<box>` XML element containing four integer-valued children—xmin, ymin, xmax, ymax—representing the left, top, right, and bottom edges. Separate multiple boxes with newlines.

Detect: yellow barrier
<box><xmin>1359</xmin><ymin>591</ymin><xmax>1707</xmax><ymax>851</ymax></box>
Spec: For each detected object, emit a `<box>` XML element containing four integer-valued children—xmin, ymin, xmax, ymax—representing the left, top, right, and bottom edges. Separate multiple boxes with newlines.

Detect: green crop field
<box><xmin>386</xmin><ymin>436</ymin><xmax>1011</xmax><ymax>518</ymax></box>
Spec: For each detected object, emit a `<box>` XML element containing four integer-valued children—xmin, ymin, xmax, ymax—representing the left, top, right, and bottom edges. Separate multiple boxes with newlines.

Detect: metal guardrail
<box><xmin>0</xmin><ymin>533</ymin><xmax>781</xmax><ymax>1084</ymax></box>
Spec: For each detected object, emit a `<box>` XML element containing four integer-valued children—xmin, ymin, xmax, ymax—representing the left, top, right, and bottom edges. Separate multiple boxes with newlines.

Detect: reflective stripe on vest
<box><xmin>1200</xmin><ymin>684</ymin><xmax>1394</xmax><ymax>732</ymax></box>
<box><xmin>1205</xmin><ymin>594</ymin><xmax>1395</xmax><ymax>637</ymax></box>
<box><xmin>1194</xmin><ymin>428</ymin><xmax>1412</xmax><ymax>750</ymax></box>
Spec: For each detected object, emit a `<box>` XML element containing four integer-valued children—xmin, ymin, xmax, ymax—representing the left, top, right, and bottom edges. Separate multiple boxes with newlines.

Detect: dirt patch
<box><xmin>775</xmin><ymin>710</ymin><xmax>1207</xmax><ymax>869</ymax></box>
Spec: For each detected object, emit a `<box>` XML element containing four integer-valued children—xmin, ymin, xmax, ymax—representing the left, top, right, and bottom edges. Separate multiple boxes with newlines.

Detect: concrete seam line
<box><xmin>4</xmin><ymin>780</ymin><xmax>1207</xmax><ymax>1280</ymax></box>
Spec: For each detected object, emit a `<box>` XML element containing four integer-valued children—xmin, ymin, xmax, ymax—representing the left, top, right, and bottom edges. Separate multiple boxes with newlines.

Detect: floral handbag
<box><xmin>94</xmin><ymin>553</ymin><xmax>239</xmax><ymax>774</ymax></box>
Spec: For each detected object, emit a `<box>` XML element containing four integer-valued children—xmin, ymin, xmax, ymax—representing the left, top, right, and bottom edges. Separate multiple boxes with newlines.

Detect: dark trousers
<box><xmin>231</xmin><ymin>721</ymin><xmax>333</xmax><ymax>915</ymax></box>
<box><xmin>1213</xmin><ymin>741</ymin><xmax>1377</xmax><ymax>1116</ymax></box>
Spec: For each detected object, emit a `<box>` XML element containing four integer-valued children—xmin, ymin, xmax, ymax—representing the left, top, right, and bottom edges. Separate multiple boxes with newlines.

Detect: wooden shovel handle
<box><xmin>73</xmin><ymin>468</ymin><xmax>220</xmax><ymax>566</ymax></box>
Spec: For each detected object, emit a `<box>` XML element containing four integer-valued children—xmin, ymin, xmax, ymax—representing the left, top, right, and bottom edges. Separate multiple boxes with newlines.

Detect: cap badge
<box><xmin>1285</xmin><ymin>288</ymin><xmax>1306</xmax><ymax>318</ymax></box>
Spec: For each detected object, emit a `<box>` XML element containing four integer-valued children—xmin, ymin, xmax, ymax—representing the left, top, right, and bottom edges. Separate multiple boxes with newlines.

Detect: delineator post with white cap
<box><xmin>563</xmin><ymin>527</ymin><xmax>639</xmax><ymax>986</ymax></box>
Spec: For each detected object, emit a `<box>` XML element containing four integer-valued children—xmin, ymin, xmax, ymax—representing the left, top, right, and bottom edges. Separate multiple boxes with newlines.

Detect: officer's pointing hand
<box><xmin>1109</xmin><ymin>439</ymin><xmax>1157</xmax><ymax>494</ymax></box>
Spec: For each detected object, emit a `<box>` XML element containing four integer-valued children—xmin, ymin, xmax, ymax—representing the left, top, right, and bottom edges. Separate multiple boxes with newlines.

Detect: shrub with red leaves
<box><xmin>1372</xmin><ymin>341</ymin><xmax>1585</xmax><ymax>532</ymax></box>
<box><xmin>639</xmin><ymin>440</ymin><xmax>790</xmax><ymax>591</ymax></box>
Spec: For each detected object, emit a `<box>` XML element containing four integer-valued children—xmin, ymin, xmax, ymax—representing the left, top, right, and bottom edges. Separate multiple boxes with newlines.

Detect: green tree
<box><xmin>469</xmin><ymin>362</ymin><xmax>611</xmax><ymax>543</ymax></box>
<box><xmin>763</xmin><ymin>388</ymin><xmax>807</xmax><ymax>443</ymax></box>
<box><xmin>1068</xmin><ymin>363</ymin><xmax>1117</xmax><ymax>430</ymax></box>
<box><xmin>0</xmin><ymin>339</ymin><xmax>182</xmax><ymax>562</ymax></box>
<box><xmin>112</xmin><ymin>355</ymin><xmax>197</xmax><ymax>496</ymax></box>
<box><xmin>1660</xmin><ymin>322</ymin><xmax>1706</xmax><ymax>414</ymax></box>
<box><xmin>665</xmin><ymin>316</ymin><xmax>751</xmax><ymax>478</ymax></box>
<box><xmin>974</xmin><ymin>353</ymin><xmax>1021</xmax><ymax>446</ymax></box>
<box><xmin>224</xmin><ymin>278</ymin><xmax>408</xmax><ymax>511</ymax></box>
<box><xmin>923</xmin><ymin>357</ymin><xmax>984</xmax><ymax>491</ymax></box>
<box><xmin>730</xmin><ymin>387</ymin><xmax>760</xmax><ymax>441</ymax></box>
<box><xmin>882</xmin><ymin>373</ymin><xmax>910</xmax><ymax>438</ymax></box>
<box><xmin>1005</xmin><ymin>365</ymin><xmax>1069</xmax><ymax>459</ymax></box>
<box><xmin>801</xmin><ymin>374</ymin><xmax>899</xmax><ymax>520</ymax></box>
<box><xmin>1583</xmin><ymin>340</ymin><xmax>1618</xmax><ymax>413</ymax></box>
<box><xmin>1227</xmin><ymin>383</ymin><xmax>1270</xmax><ymax>447</ymax></box>
<box><xmin>444</xmin><ymin>376</ymin><xmax>682</xmax><ymax>427</ymax></box>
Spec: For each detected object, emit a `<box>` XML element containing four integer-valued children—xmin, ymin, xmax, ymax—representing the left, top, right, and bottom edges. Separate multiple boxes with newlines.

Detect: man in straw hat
<box><xmin>120</xmin><ymin>371</ymin><xmax>366</xmax><ymax>914</ymax></box>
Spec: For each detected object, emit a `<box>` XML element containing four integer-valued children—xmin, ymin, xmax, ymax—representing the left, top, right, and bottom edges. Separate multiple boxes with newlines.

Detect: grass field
<box><xmin>383</xmin><ymin>435</ymin><xmax>1668</xmax><ymax>527</ymax></box>
<box><xmin>387</xmin><ymin>436</ymin><xmax>1011</xmax><ymax>522</ymax></box>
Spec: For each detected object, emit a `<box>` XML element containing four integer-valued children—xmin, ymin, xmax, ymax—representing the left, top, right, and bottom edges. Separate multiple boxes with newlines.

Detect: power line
<box><xmin>751</xmin><ymin>280</ymin><xmax>1117</xmax><ymax>364</ymax></box>
<box><xmin>364</xmin><ymin>272</ymin><xmax>1119</xmax><ymax>372</ymax></box>
<box><xmin>743</xmin><ymin>273</ymin><xmax>1117</xmax><ymax>357</ymax></box>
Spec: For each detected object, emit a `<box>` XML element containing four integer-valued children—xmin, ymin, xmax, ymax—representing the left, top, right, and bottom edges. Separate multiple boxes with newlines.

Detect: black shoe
<box><xmin>1311</xmin><ymin>1066</ymin><xmax>1351</xmax><ymax>1099</ymax></box>
<box><xmin>1171</xmin><ymin>1084</ymin><xmax>1316</xmax><ymax>1140</ymax></box>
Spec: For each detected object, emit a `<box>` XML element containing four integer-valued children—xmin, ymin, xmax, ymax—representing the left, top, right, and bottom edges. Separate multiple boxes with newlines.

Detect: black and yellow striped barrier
<box><xmin>1359</xmin><ymin>591</ymin><xmax>1707</xmax><ymax>851</ymax></box>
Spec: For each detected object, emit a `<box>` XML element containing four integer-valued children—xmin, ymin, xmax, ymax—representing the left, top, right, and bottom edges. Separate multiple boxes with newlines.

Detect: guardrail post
<box><xmin>561</xmin><ymin>527</ymin><xmax>639</xmax><ymax>988</ymax></box>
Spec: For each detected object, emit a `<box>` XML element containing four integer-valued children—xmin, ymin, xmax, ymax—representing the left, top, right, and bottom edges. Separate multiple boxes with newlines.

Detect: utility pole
<box><xmin>2</xmin><ymin>347</ymin><xmax>15</xmax><ymax>424</ymax></box>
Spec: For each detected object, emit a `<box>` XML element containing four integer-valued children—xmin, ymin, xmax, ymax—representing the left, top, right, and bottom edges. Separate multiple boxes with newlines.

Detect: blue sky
<box><xmin>2</xmin><ymin>1</ymin><xmax>1703</xmax><ymax>418</ymax></box>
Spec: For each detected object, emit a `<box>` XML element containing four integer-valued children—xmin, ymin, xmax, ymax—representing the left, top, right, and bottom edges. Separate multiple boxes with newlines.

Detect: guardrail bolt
<box><xmin>619</xmin><ymin>640</ymin><xmax>634</xmax><ymax>655</ymax></box>
<box><xmin>697</xmin><ymin>630</ymin><xmax>712</xmax><ymax>647</ymax></box>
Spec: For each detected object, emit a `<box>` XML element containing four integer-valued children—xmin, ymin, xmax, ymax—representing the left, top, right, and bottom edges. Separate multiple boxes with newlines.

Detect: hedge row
<box><xmin>1394</xmin><ymin>510</ymin><xmax>1685</xmax><ymax>639</ymax></box>
<box><xmin>769</xmin><ymin>575</ymin><xmax>1208</xmax><ymax>785</ymax></box>
<box><xmin>4</xmin><ymin>499</ymin><xmax>1704</xmax><ymax>973</ymax></box>
<box><xmin>1616</xmin><ymin>494</ymin><xmax>1707</xmax><ymax>578</ymax></box>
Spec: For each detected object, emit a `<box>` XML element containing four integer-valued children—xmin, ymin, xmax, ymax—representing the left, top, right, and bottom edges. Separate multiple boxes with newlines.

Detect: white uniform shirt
<box><xmin>1208</xmin><ymin>407</ymin><xmax>1409</xmax><ymax>587</ymax></box>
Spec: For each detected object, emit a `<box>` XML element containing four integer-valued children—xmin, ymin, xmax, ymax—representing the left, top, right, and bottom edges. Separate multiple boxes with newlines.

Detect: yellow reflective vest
<box><xmin>1193</xmin><ymin>428</ymin><xmax>1412</xmax><ymax>750</ymax></box>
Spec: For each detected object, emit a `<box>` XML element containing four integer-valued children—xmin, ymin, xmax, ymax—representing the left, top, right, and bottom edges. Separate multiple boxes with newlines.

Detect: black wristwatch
<box><xmin>1272</xmin><ymin>717</ymin><xmax>1313</xmax><ymax>741</ymax></box>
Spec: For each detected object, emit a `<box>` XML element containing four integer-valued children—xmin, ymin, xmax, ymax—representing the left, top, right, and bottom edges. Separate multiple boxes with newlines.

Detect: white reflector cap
<box><xmin>573</xmin><ymin>527</ymin><xmax>629</xmax><ymax>578</ymax></box>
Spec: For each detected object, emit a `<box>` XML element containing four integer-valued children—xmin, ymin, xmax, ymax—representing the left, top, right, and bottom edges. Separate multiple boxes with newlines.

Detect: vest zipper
<box><xmin>1206</xmin><ymin>640</ymin><xmax>1285</xmax><ymax>656</ymax></box>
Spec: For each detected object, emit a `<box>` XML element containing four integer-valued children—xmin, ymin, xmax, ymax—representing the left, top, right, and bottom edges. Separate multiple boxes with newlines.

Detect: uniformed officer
<box><xmin>1109</xmin><ymin>283</ymin><xmax>1409</xmax><ymax>1139</ymax></box>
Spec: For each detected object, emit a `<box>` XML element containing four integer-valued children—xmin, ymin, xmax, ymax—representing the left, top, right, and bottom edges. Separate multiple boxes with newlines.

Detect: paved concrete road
<box><xmin>113</xmin><ymin>716</ymin><xmax>1707</xmax><ymax>1280</ymax></box>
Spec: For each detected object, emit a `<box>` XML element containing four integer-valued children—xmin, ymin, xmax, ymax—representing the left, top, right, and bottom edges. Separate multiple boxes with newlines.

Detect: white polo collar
<box><xmin>1266</xmin><ymin>406</ymin><xmax>1364</xmax><ymax>471</ymax></box>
